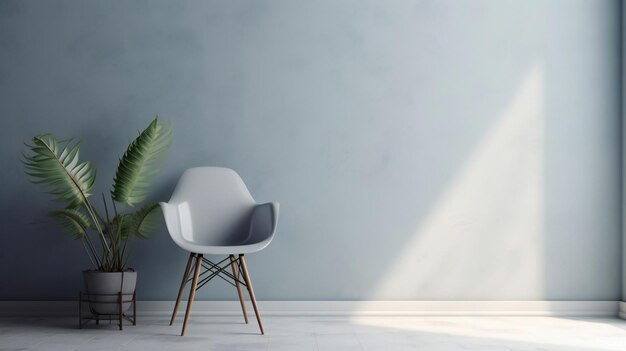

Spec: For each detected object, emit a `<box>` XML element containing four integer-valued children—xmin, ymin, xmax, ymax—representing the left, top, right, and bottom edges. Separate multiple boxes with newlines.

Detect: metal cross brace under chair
<box><xmin>169</xmin><ymin>253</ymin><xmax>263</xmax><ymax>336</ymax></box>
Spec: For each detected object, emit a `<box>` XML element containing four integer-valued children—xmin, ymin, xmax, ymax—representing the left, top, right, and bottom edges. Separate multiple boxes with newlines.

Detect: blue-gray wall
<box><xmin>0</xmin><ymin>0</ymin><xmax>621</xmax><ymax>301</ymax></box>
<box><xmin>623</xmin><ymin>0</ymin><xmax>626</xmax><ymax>303</ymax></box>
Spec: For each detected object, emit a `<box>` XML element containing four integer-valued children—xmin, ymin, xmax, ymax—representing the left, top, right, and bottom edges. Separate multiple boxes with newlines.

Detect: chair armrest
<box><xmin>160</xmin><ymin>202</ymin><xmax>184</xmax><ymax>242</ymax></box>
<box><xmin>248</xmin><ymin>202</ymin><xmax>279</xmax><ymax>243</ymax></box>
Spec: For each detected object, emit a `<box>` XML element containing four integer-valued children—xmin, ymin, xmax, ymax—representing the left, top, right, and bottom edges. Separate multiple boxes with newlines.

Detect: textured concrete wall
<box><xmin>0</xmin><ymin>0</ymin><xmax>620</xmax><ymax>301</ymax></box>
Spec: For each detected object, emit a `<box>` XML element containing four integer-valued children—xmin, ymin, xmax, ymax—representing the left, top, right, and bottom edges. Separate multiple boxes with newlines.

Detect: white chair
<box><xmin>160</xmin><ymin>167</ymin><xmax>279</xmax><ymax>336</ymax></box>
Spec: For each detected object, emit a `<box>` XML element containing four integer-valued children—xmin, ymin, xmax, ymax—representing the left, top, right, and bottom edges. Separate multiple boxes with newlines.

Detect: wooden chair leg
<box><xmin>230</xmin><ymin>255</ymin><xmax>248</xmax><ymax>324</ymax></box>
<box><xmin>239</xmin><ymin>254</ymin><xmax>264</xmax><ymax>335</ymax></box>
<box><xmin>170</xmin><ymin>253</ymin><xmax>195</xmax><ymax>325</ymax></box>
<box><xmin>181</xmin><ymin>254</ymin><xmax>203</xmax><ymax>336</ymax></box>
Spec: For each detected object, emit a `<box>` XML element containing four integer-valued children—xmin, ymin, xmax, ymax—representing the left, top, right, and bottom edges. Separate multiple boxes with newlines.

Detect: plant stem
<box><xmin>81</xmin><ymin>239</ymin><xmax>98</xmax><ymax>269</ymax></box>
<box><xmin>82</xmin><ymin>232</ymin><xmax>102</xmax><ymax>268</ymax></box>
<box><xmin>84</xmin><ymin>199</ymin><xmax>112</xmax><ymax>256</ymax></box>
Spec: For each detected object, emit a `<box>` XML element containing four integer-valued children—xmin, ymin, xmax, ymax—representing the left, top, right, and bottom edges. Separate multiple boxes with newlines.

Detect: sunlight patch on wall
<box><xmin>360</xmin><ymin>63</ymin><xmax>545</xmax><ymax>302</ymax></box>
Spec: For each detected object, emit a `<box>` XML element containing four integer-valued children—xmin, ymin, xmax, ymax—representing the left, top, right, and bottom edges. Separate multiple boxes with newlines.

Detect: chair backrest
<box><xmin>168</xmin><ymin>167</ymin><xmax>256</xmax><ymax>246</ymax></box>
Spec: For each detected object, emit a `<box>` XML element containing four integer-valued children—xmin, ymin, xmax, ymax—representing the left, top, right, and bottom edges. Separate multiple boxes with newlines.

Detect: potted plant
<box><xmin>22</xmin><ymin>117</ymin><xmax>171</xmax><ymax>315</ymax></box>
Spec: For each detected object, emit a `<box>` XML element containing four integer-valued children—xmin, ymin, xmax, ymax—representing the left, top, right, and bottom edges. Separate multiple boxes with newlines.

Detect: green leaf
<box><xmin>104</xmin><ymin>213</ymin><xmax>126</xmax><ymax>242</ymax></box>
<box><xmin>110</xmin><ymin>203</ymin><xmax>160</xmax><ymax>241</ymax></box>
<box><xmin>49</xmin><ymin>209</ymin><xmax>93</xmax><ymax>239</ymax></box>
<box><xmin>126</xmin><ymin>202</ymin><xmax>161</xmax><ymax>239</ymax></box>
<box><xmin>22</xmin><ymin>134</ymin><xmax>96</xmax><ymax>208</ymax></box>
<box><xmin>111</xmin><ymin>117</ymin><xmax>171</xmax><ymax>206</ymax></box>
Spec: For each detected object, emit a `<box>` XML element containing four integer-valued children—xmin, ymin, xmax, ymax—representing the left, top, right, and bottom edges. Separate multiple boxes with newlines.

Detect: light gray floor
<box><xmin>1</xmin><ymin>315</ymin><xmax>625</xmax><ymax>350</ymax></box>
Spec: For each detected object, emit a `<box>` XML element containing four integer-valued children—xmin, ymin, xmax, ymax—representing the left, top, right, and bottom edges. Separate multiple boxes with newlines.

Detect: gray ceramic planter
<box><xmin>83</xmin><ymin>270</ymin><xmax>137</xmax><ymax>315</ymax></box>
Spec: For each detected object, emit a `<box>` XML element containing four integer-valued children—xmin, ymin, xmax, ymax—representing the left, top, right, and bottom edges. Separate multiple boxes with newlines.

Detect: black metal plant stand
<box><xmin>78</xmin><ymin>291</ymin><xmax>136</xmax><ymax>330</ymax></box>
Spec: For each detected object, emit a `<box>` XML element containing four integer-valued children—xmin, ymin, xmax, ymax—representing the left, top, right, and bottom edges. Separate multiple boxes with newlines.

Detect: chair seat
<box><xmin>174</xmin><ymin>235</ymin><xmax>273</xmax><ymax>255</ymax></box>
